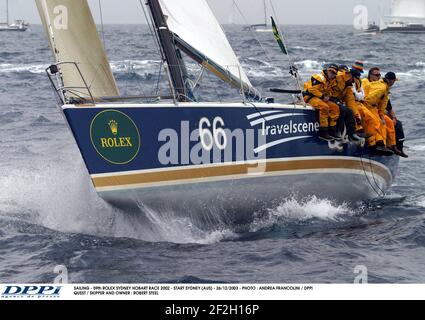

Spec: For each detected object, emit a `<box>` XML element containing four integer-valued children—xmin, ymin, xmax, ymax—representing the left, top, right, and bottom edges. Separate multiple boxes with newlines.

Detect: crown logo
<box><xmin>108</xmin><ymin>120</ymin><xmax>118</xmax><ymax>135</ymax></box>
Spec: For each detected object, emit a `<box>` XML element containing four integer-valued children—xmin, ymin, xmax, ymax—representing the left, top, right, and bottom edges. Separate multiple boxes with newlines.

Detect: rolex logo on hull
<box><xmin>90</xmin><ymin>110</ymin><xmax>140</xmax><ymax>165</ymax></box>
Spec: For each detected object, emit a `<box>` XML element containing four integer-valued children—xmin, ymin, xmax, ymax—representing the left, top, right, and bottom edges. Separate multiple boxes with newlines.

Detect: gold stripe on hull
<box><xmin>92</xmin><ymin>159</ymin><xmax>392</xmax><ymax>190</ymax></box>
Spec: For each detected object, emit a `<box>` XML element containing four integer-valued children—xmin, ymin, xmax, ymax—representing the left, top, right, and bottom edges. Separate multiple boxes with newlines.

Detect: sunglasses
<box><xmin>372</xmin><ymin>73</ymin><xmax>381</xmax><ymax>77</ymax></box>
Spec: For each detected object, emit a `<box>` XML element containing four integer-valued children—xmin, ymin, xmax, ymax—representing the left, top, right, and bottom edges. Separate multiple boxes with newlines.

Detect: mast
<box><xmin>146</xmin><ymin>0</ymin><xmax>188</xmax><ymax>102</ymax></box>
<box><xmin>6</xmin><ymin>0</ymin><xmax>9</xmax><ymax>25</ymax></box>
<box><xmin>263</xmin><ymin>0</ymin><xmax>267</xmax><ymax>27</ymax></box>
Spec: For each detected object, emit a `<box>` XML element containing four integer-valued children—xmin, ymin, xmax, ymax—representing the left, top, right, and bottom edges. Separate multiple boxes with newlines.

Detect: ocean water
<box><xmin>1</xmin><ymin>25</ymin><xmax>425</xmax><ymax>283</ymax></box>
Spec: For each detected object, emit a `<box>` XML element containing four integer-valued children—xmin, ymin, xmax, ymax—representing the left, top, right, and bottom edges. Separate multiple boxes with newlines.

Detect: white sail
<box><xmin>391</xmin><ymin>0</ymin><xmax>425</xmax><ymax>18</ymax></box>
<box><xmin>36</xmin><ymin>0</ymin><xmax>119</xmax><ymax>100</ymax></box>
<box><xmin>158</xmin><ymin>0</ymin><xmax>259</xmax><ymax>98</ymax></box>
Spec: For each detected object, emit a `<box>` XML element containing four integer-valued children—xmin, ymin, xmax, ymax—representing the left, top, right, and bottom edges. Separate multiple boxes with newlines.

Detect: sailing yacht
<box><xmin>36</xmin><ymin>0</ymin><xmax>398</xmax><ymax>215</ymax></box>
<box><xmin>381</xmin><ymin>0</ymin><xmax>425</xmax><ymax>33</ymax></box>
<box><xmin>0</xmin><ymin>0</ymin><xmax>28</xmax><ymax>32</ymax></box>
<box><xmin>243</xmin><ymin>0</ymin><xmax>272</xmax><ymax>32</ymax></box>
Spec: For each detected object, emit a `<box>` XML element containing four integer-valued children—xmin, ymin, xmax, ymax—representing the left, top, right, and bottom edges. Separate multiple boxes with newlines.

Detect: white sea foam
<box><xmin>249</xmin><ymin>196</ymin><xmax>353</xmax><ymax>232</ymax></box>
<box><xmin>0</xmin><ymin>161</ymin><xmax>236</xmax><ymax>244</ymax></box>
<box><xmin>113</xmin><ymin>203</ymin><xmax>238</xmax><ymax>244</ymax></box>
<box><xmin>243</xmin><ymin>66</ymin><xmax>283</xmax><ymax>78</ymax></box>
<box><xmin>294</xmin><ymin>59</ymin><xmax>323</xmax><ymax>71</ymax></box>
<box><xmin>408</xmin><ymin>144</ymin><xmax>425</xmax><ymax>151</ymax></box>
<box><xmin>0</xmin><ymin>63</ymin><xmax>46</xmax><ymax>74</ymax></box>
<box><xmin>411</xmin><ymin>195</ymin><xmax>425</xmax><ymax>208</ymax></box>
<box><xmin>0</xmin><ymin>60</ymin><xmax>161</xmax><ymax>75</ymax></box>
<box><xmin>292</xmin><ymin>46</ymin><xmax>317</xmax><ymax>51</ymax></box>
<box><xmin>109</xmin><ymin>59</ymin><xmax>161</xmax><ymax>73</ymax></box>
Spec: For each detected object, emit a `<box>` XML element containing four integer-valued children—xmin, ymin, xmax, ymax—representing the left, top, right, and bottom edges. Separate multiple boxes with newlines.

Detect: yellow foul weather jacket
<box><xmin>303</xmin><ymin>73</ymin><xmax>329</xmax><ymax>99</ymax></box>
<box><xmin>364</xmin><ymin>79</ymin><xmax>390</xmax><ymax>118</ymax></box>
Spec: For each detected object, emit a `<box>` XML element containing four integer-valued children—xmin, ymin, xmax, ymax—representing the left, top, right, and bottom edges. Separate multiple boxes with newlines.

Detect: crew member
<box><xmin>362</xmin><ymin>67</ymin><xmax>408</xmax><ymax>158</ymax></box>
<box><xmin>352</xmin><ymin>67</ymin><xmax>390</xmax><ymax>155</ymax></box>
<box><xmin>303</xmin><ymin>64</ymin><xmax>340</xmax><ymax>141</ymax></box>
<box><xmin>364</xmin><ymin>72</ymin><xmax>402</xmax><ymax>156</ymax></box>
<box><xmin>328</xmin><ymin>65</ymin><xmax>364</xmax><ymax>143</ymax></box>
<box><xmin>364</xmin><ymin>69</ymin><xmax>407</xmax><ymax>157</ymax></box>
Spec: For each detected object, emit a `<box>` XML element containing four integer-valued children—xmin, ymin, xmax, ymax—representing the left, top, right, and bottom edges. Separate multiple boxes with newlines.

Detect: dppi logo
<box><xmin>2</xmin><ymin>286</ymin><xmax>62</xmax><ymax>298</ymax></box>
<box><xmin>90</xmin><ymin>110</ymin><xmax>141</xmax><ymax>165</ymax></box>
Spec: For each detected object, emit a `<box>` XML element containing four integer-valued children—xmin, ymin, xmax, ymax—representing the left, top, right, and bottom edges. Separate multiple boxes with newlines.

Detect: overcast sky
<box><xmin>3</xmin><ymin>0</ymin><xmax>387</xmax><ymax>25</ymax></box>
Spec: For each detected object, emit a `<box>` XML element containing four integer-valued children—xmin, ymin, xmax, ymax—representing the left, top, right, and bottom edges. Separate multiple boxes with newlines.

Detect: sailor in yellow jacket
<box><xmin>364</xmin><ymin>68</ymin><xmax>408</xmax><ymax>157</ymax></box>
<box><xmin>352</xmin><ymin>75</ymin><xmax>383</xmax><ymax>147</ymax></box>
<box><xmin>303</xmin><ymin>64</ymin><xmax>340</xmax><ymax>141</ymax></box>
<box><xmin>328</xmin><ymin>67</ymin><xmax>364</xmax><ymax>142</ymax></box>
<box><xmin>363</xmin><ymin>72</ymin><xmax>401</xmax><ymax>155</ymax></box>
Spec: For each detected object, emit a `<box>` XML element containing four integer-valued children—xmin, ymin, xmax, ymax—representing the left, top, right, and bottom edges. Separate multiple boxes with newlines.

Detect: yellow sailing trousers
<box><xmin>358</xmin><ymin>104</ymin><xmax>385</xmax><ymax>147</ymax></box>
<box><xmin>384</xmin><ymin>115</ymin><xmax>396</xmax><ymax>147</ymax></box>
<box><xmin>341</xmin><ymin>88</ymin><xmax>363</xmax><ymax>132</ymax></box>
<box><xmin>305</xmin><ymin>97</ymin><xmax>340</xmax><ymax>127</ymax></box>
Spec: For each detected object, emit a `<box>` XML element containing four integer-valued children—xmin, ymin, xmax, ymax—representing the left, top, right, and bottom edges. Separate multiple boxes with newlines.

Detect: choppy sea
<box><xmin>1</xmin><ymin>25</ymin><xmax>425</xmax><ymax>283</ymax></box>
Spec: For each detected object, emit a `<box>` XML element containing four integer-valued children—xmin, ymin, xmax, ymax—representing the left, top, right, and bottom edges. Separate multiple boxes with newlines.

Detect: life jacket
<box><xmin>329</xmin><ymin>71</ymin><xmax>353</xmax><ymax>99</ymax></box>
<box><xmin>303</xmin><ymin>72</ymin><xmax>329</xmax><ymax>101</ymax></box>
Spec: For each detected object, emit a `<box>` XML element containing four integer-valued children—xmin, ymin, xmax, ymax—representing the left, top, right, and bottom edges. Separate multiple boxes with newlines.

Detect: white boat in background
<box><xmin>243</xmin><ymin>0</ymin><xmax>273</xmax><ymax>32</ymax></box>
<box><xmin>380</xmin><ymin>0</ymin><xmax>425</xmax><ymax>33</ymax></box>
<box><xmin>36</xmin><ymin>0</ymin><xmax>398</xmax><ymax>218</ymax></box>
<box><xmin>0</xmin><ymin>0</ymin><xmax>28</xmax><ymax>32</ymax></box>
<box><xmin>363</xmin><ymin>22</ymin><xmax>380</xmax><ymax>34</ymax></box>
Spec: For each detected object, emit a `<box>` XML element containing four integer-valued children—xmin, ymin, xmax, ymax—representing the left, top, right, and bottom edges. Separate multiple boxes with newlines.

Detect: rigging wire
<box><xmin>368</xmin><ymin>154</ymin><xmax>387</xmax><ymax>197</ymax></box>
<box><xmin>138</xmin><ymin>0</ymin><xmax>173</xmax><ymax>99</ymax></box>
<box><xmin>139</xmin><ymin>0</ymin><xmax>163</xmax><ymax>59</ymax></box>
<box><xmin>233</xmin><ymin>0</ymin><xmax>303</xmax><ymax>105</ymax></box>
<box><xmin>232</xmin><ymin>1</ymin><xmax>274</xmax><ymax>64</ymax></box>
<box><xmin>154</xmin><ymin>61</ymin><xmax>164</xmax><ymax>99</ymax></box>
<box><xmin>359</xmin><ymin>148</ymin><xmax>386</xmax><ymax>198</ymax></box>
<box><xmin>98</xmin><ymin>0</ymin><xmax>106</xmax><ymax>49</ymax></box>
<box><xmin>268</xmin><ymin>0</ymin><xmax>305</xmax><ymax>100</ymax></box>
<box><xmin>139</xmin><ymin>0</ymin><xmax>177</xmax><ymax>101</ymax></box>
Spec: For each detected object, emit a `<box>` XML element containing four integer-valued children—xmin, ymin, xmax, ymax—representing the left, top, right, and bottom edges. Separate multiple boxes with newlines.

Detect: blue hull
<box><xmin>62</xmin><ymin>102</ymin><xmax>399</xmax><ymax>214</ymax></box>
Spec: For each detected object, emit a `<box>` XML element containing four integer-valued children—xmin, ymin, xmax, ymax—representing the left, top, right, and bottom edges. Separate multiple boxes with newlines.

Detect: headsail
<box><xmin>36</xmin><ymin>0</ymin><xmax>119</xmax><ymax>101</ymax></box>
<box><xmin>158</xmin><ymin>0</ymin><xmax>261</xmax><ymax>100</ymax></box>
<box><xmin>390</xmin><ymin>0</ymin><xmax>425</xmax><ymax>19</ymax></box>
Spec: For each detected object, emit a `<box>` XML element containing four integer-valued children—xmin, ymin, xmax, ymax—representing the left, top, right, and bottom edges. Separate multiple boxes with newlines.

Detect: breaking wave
<box><xmin>0</xmin><ymin>158</ymin><xmax>358</xmax><ymax>245</ymax></box>
<box><xmin>0</xmin><ymin>60</ymin><xmax>162</xmax><ymax>75</ymax></box>
<box><xmin>0</xmin><ymin>63</ymin><xmax>46</xmax><ymax>74</ymax></box>
<box><xmin>109</xmin><ymin>59</ymin><xmax>161</xmax><ymax>73</ymax></box>
<box><xmin>294</xmin><ymin>59</ymin><xmax>324</xmax><ymax>72</ymax></box>
<box><xmin>0</xmin><ymin>161</ymin><xmax>238</xmax><ymax>245</ymax></box>
<box><xmin>292</xmin><ymin>46</ymin><xmax>317</xmax><ymax>51</ymax></box>
<box><xmin>249</xmin><ymin>196</ymin><xmax>354</xmax><ymax>232</ymax></box>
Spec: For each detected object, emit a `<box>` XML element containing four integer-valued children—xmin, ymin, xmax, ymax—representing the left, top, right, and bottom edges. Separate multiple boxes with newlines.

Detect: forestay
<box><xmin>36</xmin><ymin>0</ymin><xmax>119</xmax><ymax>100</ymax></box>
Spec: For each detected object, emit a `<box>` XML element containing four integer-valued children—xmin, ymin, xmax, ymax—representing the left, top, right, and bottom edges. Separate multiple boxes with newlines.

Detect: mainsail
<box><xmin>158</xmin><ymin>0</ymin><xmax>260</xmax><ymax>99</ymax></box>
<box><xmin>390</xmin><ymin>0</ymin><xmax>425</xmax><ymax>18</ymax></box>
<box><xmin>36</xmin><ymin>0</ymin><xmax>119</xmax><ymax>101</ymax></box>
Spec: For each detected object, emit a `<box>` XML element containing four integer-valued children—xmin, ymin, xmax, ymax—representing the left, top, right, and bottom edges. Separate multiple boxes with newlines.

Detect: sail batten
<box><xmin>36</xmin><ymin>0</ymin><xmax>119</xmax><ymax>100</ymax></box>
<box><xmin>158</xmin><ymin>0</ymin><xmax>260</xmax><ymax>99</ymax></box>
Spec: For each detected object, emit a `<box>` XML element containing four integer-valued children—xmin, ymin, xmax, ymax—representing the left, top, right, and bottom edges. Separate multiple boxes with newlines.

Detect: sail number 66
<box><xmin>199</xmin><ymin>117</ymin><xmax>227</xmax><ymax>151</ymax></box>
